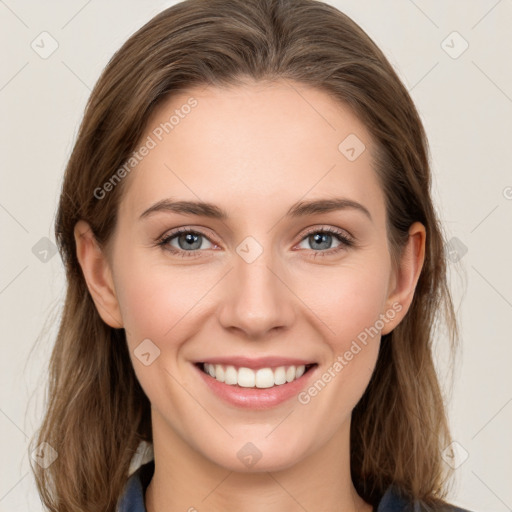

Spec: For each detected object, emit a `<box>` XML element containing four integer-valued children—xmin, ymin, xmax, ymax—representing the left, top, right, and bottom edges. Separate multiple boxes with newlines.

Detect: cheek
<box><xmin>113</xmin><ymin>258</ymin><xmax>205</xmax><ymax>403</ymax></box>
<box><xmin>294</xmin><ymin>261</ymin><xmax>390</xmax><ymax>345</ymax></box>
<box><xmin>114</xmin><ymin>251</ymin><xmax>208</xmax><ymax>342</ymax></box>
<box><xmin>292</xmin><ymin>260</ymin><xmax>389</xmax><ymax>399</ymax></box>
<box><xmin>295</xmin><ymin>271</ymin><xmax>387</xmax><ymax>419</ymax></box>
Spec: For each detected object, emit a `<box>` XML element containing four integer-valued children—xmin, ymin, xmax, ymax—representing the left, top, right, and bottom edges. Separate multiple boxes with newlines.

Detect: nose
<box><xmin>217</xmin><ymin>248</ymin><xmax>296</xmax><ymax>340</ymax></box>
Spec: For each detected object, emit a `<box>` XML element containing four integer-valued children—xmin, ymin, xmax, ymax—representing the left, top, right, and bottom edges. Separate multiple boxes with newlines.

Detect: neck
<box><xmin>145</xmin><ymin>410</ymin><xmax>373</xmax><ymax>512</ymax></box>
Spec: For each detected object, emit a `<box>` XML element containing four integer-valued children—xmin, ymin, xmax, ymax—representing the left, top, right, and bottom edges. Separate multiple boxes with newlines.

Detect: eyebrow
<box><xmin>139</xmin><ymin>197</ymin><xmax>372</xmax><ymax>222</ymax></box>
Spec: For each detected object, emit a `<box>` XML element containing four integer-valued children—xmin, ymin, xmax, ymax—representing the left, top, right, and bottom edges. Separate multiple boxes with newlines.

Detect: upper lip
<box><xmin>194</xmin><ymin>356</ymin><xmax>317</xmax><ymax>370</ymax></box>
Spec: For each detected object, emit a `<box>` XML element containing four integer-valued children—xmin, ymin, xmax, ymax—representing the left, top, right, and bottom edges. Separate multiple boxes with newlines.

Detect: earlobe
<box><xmin>381</xmin><ymin>222</ymin><xmax>426</xmax><ymax>335</ymax></box>
<box><xmin>74</xmin><ymin>220</ymin><xmax>124</xmax><ymax>329</ymax></box>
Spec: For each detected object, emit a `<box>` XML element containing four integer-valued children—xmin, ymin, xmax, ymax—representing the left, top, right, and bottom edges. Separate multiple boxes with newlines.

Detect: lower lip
<box><xmin>193</xmin><ymin>363</ymin><xmax>318</xmax><ymax>409</ymax></box>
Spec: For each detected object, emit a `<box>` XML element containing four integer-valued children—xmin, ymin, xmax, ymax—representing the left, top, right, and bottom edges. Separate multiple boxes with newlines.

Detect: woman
<box><xmin>30</xmin><ymin>0</ymin><xmax>473</xmax><ymax>511</ymax></box>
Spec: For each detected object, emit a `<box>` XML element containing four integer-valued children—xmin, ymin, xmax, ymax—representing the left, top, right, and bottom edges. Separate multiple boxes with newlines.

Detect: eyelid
<box><xmin>298</xmin><ymin>225</ymin><xmax>355</xmax><ymax>244</ymax></box>
<box><xmin>157</xmin><ymin>225</ymin><xmax>219</xmax><ymax>245</ymax></box>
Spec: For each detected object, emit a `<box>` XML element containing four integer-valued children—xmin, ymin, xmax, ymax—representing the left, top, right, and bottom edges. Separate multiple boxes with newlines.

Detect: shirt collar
<box><xmin>117</xmin><ymin>459</ymin><xmax>155</xmax><ymax>512</ymax></box>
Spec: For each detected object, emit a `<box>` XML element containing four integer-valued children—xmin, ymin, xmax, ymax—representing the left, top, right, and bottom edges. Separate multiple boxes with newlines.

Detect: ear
<box><xmin>74</xmin><ymin>220</ymin><xmax>123</xmax><ymax>329</ymax></box>
<box><xmin>380</xmin><ymin>222</ymin><xmax>426</xmax><ymax>335</ymax></box>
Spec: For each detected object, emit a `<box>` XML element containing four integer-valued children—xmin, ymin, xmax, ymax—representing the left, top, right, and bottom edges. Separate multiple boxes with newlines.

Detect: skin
<box><xmin>75</xmin><ymin>79</ymin><xmax>425</xmax><ymax>512</ymax></box>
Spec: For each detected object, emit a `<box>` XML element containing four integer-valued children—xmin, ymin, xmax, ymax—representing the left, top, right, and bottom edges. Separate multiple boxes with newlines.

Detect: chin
<box><xmin>200</xmin><ymin>436</ymin><xmax>312</xmax><ymax>474</ymax></box>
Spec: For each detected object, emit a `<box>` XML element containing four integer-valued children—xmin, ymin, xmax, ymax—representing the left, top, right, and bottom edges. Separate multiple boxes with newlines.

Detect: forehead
<box><xmin>118</xmin><ymin>80</ymin><xmax>386</xmax><ymax>226</ymax></box>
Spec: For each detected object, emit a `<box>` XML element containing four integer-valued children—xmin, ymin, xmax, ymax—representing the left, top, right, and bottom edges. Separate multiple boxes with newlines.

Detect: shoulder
<box><xmin>377</xmin><ymin>485</ymin><xmax>475</xmax><ymax>512</ymax></box>
<box><xmin>116</xmin><ymin>459</ymin><xmax>155</xmax><ymax>512</ymax></box>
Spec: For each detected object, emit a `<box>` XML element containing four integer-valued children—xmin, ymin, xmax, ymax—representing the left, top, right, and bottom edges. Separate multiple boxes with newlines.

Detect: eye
<box><xmin>156</xmin><ymin>225</ymin><xmax>355</xmax><ymax>258</ymax></box>
<box><xmin>296</xmin><ymin>226</ymin><xmax>354</xmax><ymax>257</ymax></box>
<box><xmin>157</xmin><ymin>228</ymin><xmax>215</xmax><ymax>258</ymax></box>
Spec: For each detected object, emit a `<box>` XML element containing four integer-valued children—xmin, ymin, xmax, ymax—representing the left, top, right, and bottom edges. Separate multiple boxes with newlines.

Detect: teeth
<box><xmin>202</xmin><ymin>363</ymin><xmax>309</xmax><ymax>388</ymax></box>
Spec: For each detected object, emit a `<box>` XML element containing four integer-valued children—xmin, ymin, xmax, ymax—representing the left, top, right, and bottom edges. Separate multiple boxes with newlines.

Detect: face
<box><xmin>78</xmin><ymin>79</ymin><xmax>424</xmax><ymax>473</ymax></box>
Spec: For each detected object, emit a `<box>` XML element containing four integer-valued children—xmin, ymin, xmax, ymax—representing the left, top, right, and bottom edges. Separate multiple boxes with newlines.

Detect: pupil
<box><xmin>180</xmin><ymin>233</ymin><xmax>200</xmax><ymax>250</ymax></box>
<box><xmin>311</xmin><ymin>233</ymin><xmax>330</xmax><ymax>250</ymax></box>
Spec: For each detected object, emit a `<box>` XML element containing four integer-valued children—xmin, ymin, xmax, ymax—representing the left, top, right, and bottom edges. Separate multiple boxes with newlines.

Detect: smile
<box><xmin>198</xmin><ymin>362</ymin><xmax>317</xmax><ymax>388</ymax></box>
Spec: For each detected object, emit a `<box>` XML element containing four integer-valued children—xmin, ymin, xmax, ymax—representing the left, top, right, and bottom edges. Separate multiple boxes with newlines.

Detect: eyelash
<box><xmin>156</xmin><ymin>226</ymin><xmax>355</xmax><ymax>259</ymax></box>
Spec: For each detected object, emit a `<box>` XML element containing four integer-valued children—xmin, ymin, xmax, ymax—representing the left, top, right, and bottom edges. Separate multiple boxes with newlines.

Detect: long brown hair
<box><xmin>29</xmin><ymin>0</ymin><xmax>460</xmax><ymax>510</ymax></box>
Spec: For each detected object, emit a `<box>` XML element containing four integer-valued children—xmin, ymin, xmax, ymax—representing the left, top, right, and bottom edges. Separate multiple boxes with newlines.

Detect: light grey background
<box><xmin>1</xmin><ymin>1</ymin><xmax>511</xmax><ymax>511</ymax></box>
